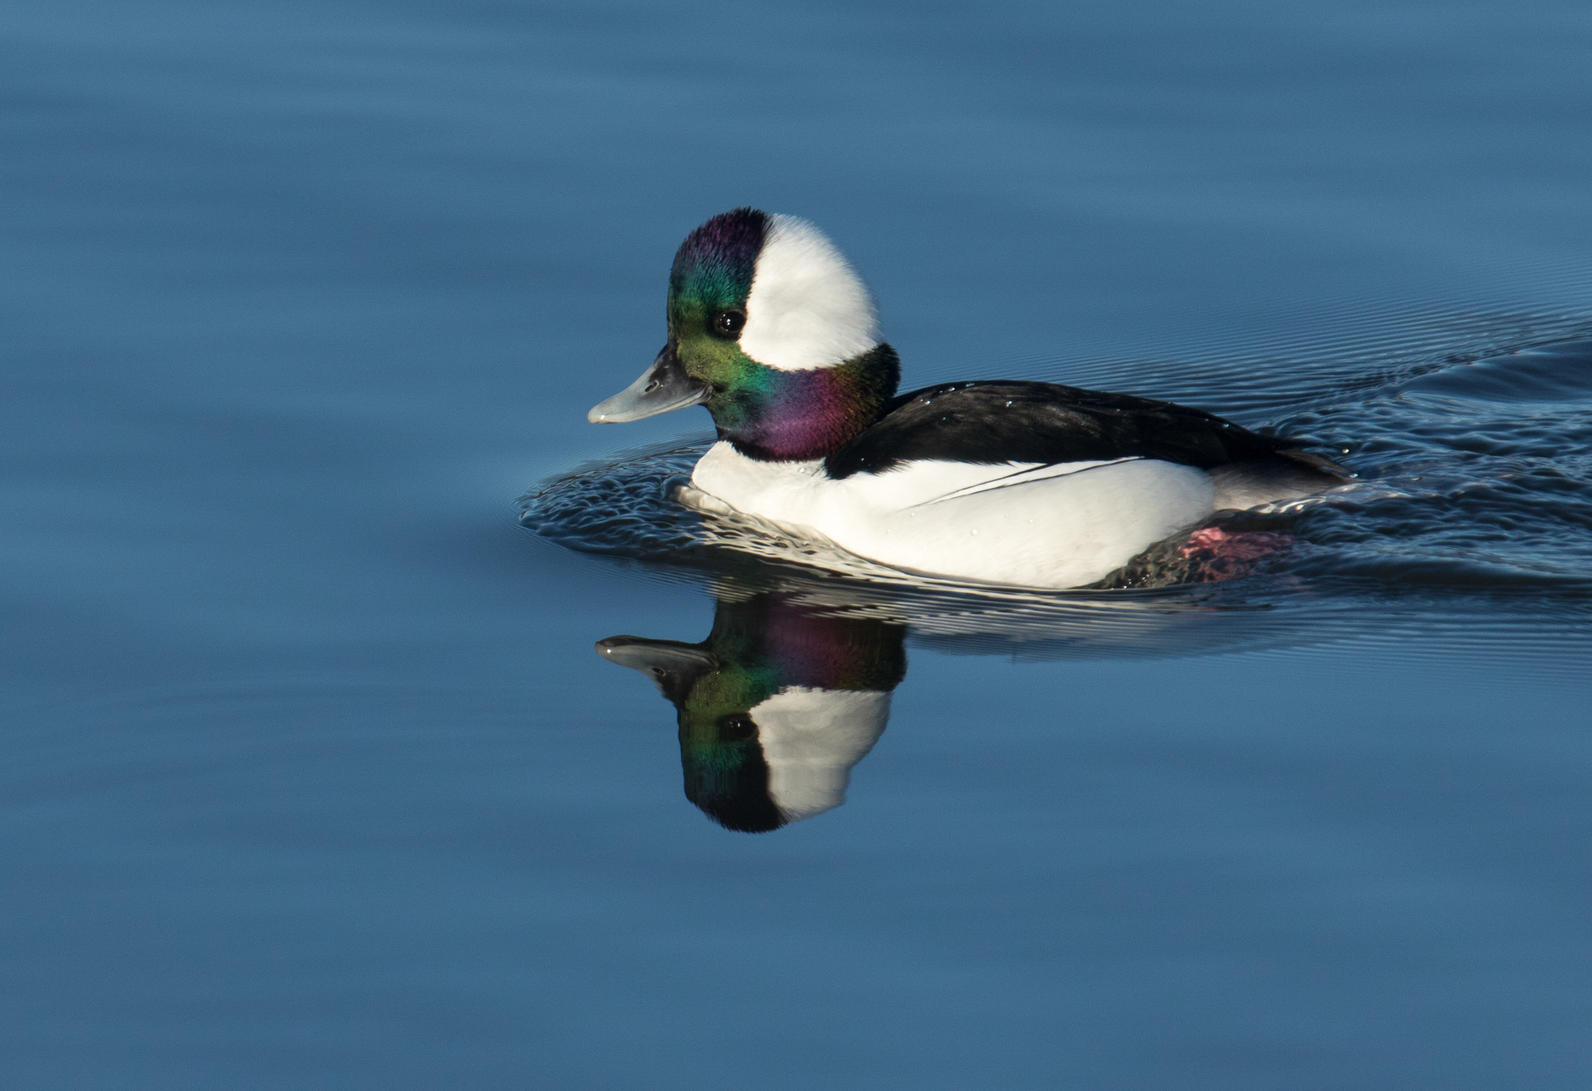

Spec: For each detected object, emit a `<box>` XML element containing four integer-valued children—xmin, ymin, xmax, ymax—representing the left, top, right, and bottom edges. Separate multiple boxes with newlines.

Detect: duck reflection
<box><xmin>597</xmin><ymin>594</ymin><xmax>906</xmax><ymax>833</ymax></box>
<box><xmin>593</xmin><ymin>548</ymin><xmax>1329</xmax><ymax>832</ymax></box>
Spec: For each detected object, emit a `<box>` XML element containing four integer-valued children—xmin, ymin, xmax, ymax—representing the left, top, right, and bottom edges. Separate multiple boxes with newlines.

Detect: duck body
<box><xmin>589</xmin><ymin>208</ymin><xmax>1349</xmax><ymax>589</ymax></box>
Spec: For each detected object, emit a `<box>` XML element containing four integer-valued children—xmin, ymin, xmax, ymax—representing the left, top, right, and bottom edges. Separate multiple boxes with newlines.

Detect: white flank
<box><xmin>921</xmin><ymin>458</ymin><xmax>1137</xmax><ymax>503</ymax></box>
<box><xmin>738</xmin><ymin>214</ymin><xmax>880</xmax><ymax>372</ymax></box>
<box><xmin>687</xmin><ymin>442</ymin><xmax>1219</xmax><ymax>589</ymax></box>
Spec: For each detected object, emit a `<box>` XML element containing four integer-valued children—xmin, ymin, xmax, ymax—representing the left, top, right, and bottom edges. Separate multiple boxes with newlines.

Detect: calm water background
<box><xmin>5</xmin><ymin>0</ymin><xmax>1592</xmax><ymax>1086</ymax></box>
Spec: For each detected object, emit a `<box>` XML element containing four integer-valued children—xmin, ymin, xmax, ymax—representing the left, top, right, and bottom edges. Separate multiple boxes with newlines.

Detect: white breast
<box><xmin>685</xmin><ymin>442</ymin><xmax>1217</xmax><ymax>588</ymax></box>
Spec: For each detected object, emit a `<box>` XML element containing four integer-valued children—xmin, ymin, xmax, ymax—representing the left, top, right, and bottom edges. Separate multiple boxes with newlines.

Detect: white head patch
<box><xmin>738</xmin><ymin>214</ymin><xmax>881</xmax><ymax>372</ymax></box>
<box><xmin>751</xmin><ymin>686</ymin><xmax>891</xmax><ymax>822</ymax></box>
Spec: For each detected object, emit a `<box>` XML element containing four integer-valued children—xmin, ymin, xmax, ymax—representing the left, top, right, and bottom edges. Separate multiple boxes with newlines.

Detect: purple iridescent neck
<box><xmin>710</xmin><ymin>345</ymin><xmax>900</xmax><ymax>462</ymax></box>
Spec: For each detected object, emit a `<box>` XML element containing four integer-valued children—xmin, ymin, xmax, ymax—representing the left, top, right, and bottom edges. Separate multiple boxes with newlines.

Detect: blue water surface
<box><xmin>4</xmin><ymin>0</ymin><xmax>1592</xmax><ymax>1086</ymax></box>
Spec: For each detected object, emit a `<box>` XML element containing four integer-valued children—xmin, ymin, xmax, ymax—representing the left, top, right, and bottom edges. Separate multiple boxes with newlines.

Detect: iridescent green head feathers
<box><xmin>669</xmin><ymin>208</ymin><xmax>882</xmax><ymax>373</ymax></box>
<box><xmin>589</xmin><ymin>208</ymin><xmax>901</xmax><ymax>461</ymax></box>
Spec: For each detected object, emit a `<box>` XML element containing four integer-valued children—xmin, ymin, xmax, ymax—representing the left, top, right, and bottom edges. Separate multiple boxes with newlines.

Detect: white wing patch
<box><xmin>739</xmin><ymin>214</ymin><xmax>880</xmax><ymax>372</ymax></box>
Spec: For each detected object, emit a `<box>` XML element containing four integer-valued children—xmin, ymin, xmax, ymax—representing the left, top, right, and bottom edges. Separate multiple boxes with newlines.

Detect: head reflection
<box><xmin>598</xmin><ymin>594</ymin><xmax>906</xmax><ymax>833</ymax></box>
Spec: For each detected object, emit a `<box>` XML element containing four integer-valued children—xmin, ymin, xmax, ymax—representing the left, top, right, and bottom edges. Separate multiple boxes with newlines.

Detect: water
<box><xmin>5</xmin><ymin>0</ymin><xmax>1592</xmax><ymax>1086</ymax></box>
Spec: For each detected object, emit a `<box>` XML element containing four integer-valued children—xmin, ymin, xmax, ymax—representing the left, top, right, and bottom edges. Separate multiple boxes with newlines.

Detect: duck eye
<box><xmin>711</xmin><ymin>310</ymin><xmax>746</xmax><ymax>339</ymax></box>
<box><xmin>718</xmin><ymin>713</ymin><xmax>755</xmax><ymax>740</ymax></box>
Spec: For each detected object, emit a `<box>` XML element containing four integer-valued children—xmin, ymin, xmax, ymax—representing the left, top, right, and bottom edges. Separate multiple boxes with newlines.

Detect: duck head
<box><xmin>597</xmin><ymin>593</ymin><xmax>907</xmax><ymax>832</ymax></box>
<box><xmin>589</xmin><ymin>208</ymin><xmax>902</xmax><ymax>461</ymax></box>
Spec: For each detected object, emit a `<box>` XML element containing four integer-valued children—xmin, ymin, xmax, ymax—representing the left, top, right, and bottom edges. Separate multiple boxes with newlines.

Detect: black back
<box><xmin>823</xmin><ymin>380</ymin><xmax>1323</xmax><ymax>479</ymax></box>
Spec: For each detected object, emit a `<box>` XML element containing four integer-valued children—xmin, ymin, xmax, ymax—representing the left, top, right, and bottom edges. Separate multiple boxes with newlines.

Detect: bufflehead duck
<box><xmin>589</xmin><ymin>208</ymin><xmax>1349</xmax><ymax>589</ymax></box>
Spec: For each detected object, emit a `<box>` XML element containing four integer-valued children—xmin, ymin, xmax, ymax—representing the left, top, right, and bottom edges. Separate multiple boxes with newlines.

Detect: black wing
<box><xmin>824</xmin><ymin>381</ymin><xmax>1342</xmax><ymax>479</ymax></box>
